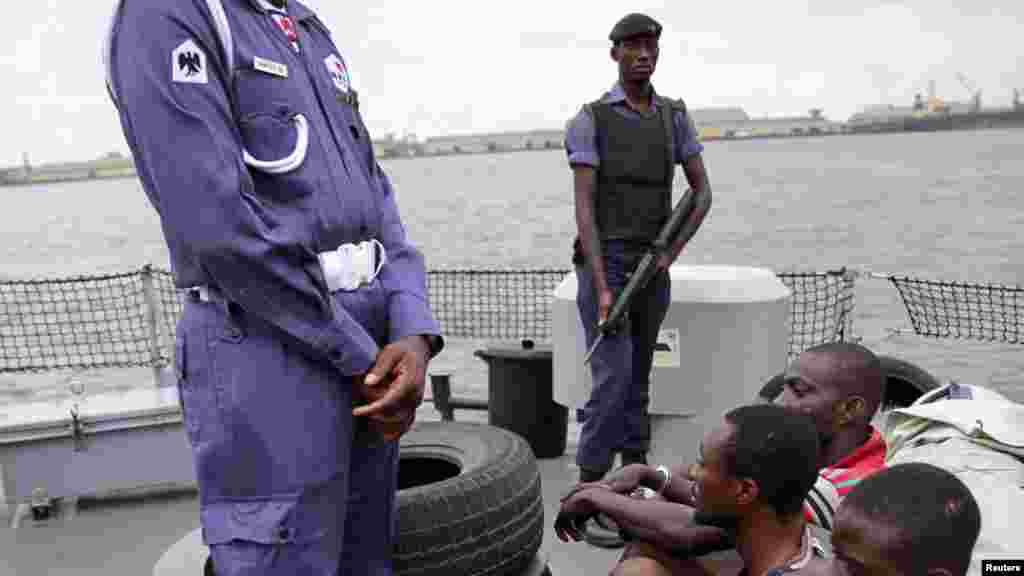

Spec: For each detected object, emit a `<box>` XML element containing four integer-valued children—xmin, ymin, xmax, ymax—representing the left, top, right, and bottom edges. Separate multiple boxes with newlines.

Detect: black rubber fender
<box><xmin>756</xmin><ymin>355</ymin><xmax>941</xmax><ymax>409</ymax></box>
<box><xmin>758</xmin><ymin>372</ymin><xmax>787</xmax><ymax>402</ymax></box>
<box><xmin>876</xmin><ymin>355</ymin><xmax>941</xmax><ymax>409</ymax></box>
<box><xmin>395</xmin><ymin>422</ymin><xmax>545</xmax><ymax>576</ymax></box>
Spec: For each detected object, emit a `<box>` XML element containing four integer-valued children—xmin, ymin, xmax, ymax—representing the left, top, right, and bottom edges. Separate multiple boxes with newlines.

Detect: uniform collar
<box><xmin>245</xmin><ymin>0</ymin><xmax>316</xmax><ymax>21</ymax></box>
<box><xmin>603</xmin><ymin>82</ymin><xmax>660</xmax><ymax>110</ymax></box>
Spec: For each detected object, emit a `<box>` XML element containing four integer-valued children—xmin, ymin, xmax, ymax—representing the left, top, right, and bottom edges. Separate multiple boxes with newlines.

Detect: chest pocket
<box><xmin>231</xmin><ymin>59</ymin><xmax>320</xmax><ymax>199</ymax></box>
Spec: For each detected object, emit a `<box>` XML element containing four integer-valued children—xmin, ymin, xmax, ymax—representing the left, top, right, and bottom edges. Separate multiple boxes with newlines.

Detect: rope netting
<box><xmin>7</xmin><ymin>265</ymin><xmax>1012</xmax><ymax>374</ymax></box>
<box><xmin>427</xmin><ymin>269</ymin><xmax>568</xmax><ymax>342</ymax></box>
<box><xmin>886</xmin><ymin>275</ymin><xmax>1023</xmax><ymax>344</ymax></box>
<box><xmin>777</xmin><ymin>268</ymin><xmax>857</xmax><ymax>359</ymax></box>
<box><xmin>154</xmin><ymin>269</ymin><xmax>184</xmax><ymax>362</ymax></box>
<box><xmin>0</xmin><ymin>271</ymin><xmax>154</xmax><ymax>373</ymax></box>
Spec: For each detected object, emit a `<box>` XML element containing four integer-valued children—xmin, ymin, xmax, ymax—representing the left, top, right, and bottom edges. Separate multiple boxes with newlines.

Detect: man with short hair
<box><xmin>556</xmin><ymin>404</ymin><xmax>829</xmax><ymax>575</ymax></box>
<box><xmin>566</xmin><ymin>11</ymin><xmax>712</xmax><ymax>484</ymax></box>
<box><xmin>830</xmin><ymin>462</ymin><xmax>982</xmax><ymax>576</ymax></box>
<box><xmin>778</xmin><ymin>342</ymin><xmax>887</xmax><ymax>530</ymax></box>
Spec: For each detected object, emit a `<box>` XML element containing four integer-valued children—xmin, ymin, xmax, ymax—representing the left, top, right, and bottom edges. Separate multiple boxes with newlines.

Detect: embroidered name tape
<box><xmin>254</xmin><ymin>56</ymin><xmax>288</xmax><ymax>78</ymax></box>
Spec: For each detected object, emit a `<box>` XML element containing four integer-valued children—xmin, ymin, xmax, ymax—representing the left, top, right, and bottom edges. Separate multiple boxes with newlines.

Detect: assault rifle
<box><xmin>583</xmin><ymin>189</ymin><xmax>697</xmax><ymax>365</ymax></box>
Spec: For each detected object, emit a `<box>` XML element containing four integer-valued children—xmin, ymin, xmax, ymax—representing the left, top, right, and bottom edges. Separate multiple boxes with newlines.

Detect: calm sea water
<box><xmin>2</xmin><ymin>129</ymin><xmax>1022</xmax><ymax>406</ymax></box>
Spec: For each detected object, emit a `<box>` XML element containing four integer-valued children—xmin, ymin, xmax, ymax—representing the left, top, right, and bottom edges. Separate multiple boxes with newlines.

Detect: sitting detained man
<box><xmin>829</xmin><ymin>462</ymin><xmax>981</xmax><ymax>576</ymax></box>
<box><xmin>555</xmin><ymin>403</ymin><xmax>830</xmax><ymax>576</ymax></box>
<box><xmin>777</xmin><ymin>342</ymin><xmax>888</xmax><ymax>530</ymax></box>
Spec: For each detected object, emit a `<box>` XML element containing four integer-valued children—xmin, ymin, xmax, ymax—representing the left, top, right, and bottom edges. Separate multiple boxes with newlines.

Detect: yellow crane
<box><xmin>914</xmin><ymin>80</ymin><xmax>949</xmax><ymax>116</ymax></box>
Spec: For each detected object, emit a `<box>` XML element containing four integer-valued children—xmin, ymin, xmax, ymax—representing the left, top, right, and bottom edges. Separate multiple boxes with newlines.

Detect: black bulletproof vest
<box><xmin>591</xmin><ymin>97</ymin><xmax>676</xmax><ymax>243</ymax></box>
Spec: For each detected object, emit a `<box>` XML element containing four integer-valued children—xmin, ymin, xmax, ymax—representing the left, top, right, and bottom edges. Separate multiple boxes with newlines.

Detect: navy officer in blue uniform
<box><xmin>104</xmin><ymin>0</ymin><xmax>443</xmax><ymax>574</ymax></box>
<box><xmin>565</xmin><ymin>13</ymin><xmax>713</xmax><ymax>484</ymax></box>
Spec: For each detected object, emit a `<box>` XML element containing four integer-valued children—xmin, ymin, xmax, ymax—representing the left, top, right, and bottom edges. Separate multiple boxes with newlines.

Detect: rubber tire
<box><xmin>395</xmin><ymin>422</ymin><xmax>544</xmax><ymax>576</ymax></box>
<box><xmin>756</xmin><ymin>355</ymin><xmax>941</xmax><ymax>409</ymax></box>
<box><xmin>758</xmin><ymin>372</ymin><xmax>786</xmax><ymax>402</ymax></box>
<box><xmin>876</xmin><ymin>355</ymin><xmax>941</xmax><ymax>409</ymax></box>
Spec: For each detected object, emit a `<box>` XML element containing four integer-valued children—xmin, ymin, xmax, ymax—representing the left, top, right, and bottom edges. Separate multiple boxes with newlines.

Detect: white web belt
<box><xmin>185</xmin><ymin>240</ymin><xmax>386</xmax><ymax>303</ymax></box>
<box><xmin>318</xmin><ymin>239</ymin><xmax>387</xmax><ymax>292</ymax></box>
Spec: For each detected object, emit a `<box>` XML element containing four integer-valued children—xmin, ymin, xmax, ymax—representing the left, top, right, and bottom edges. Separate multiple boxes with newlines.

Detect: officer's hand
<box><xmin>598</xmin><ymin>289</ymin><xmax>613</xmax><ymax>324</ymax></box>
<box><xmin>352</xmin><ymin>336</ymin><xmax>430</xmax><ymax>440</ymax></box>
<box><xmin>352</xmin><ymin>377</ymin><xmax>417</xmax><ymax>442</ymax></box>
<box><xmin>367</xmin><ymin>408</ymin><xmax>416</xmax><ymax>441</ymax></box>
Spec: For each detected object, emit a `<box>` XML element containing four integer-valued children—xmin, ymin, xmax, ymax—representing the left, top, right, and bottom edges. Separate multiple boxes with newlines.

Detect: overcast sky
<box><xmin>4</xmin><ymin>1</ymin><xmax>1022</xmax><ymax>166</ymax></box>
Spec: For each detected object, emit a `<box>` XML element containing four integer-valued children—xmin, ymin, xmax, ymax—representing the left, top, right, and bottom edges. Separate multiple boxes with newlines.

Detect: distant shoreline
<box><xmin>5</xmin><ymin>121</ymin><xmax>1022</xmax><ymax>187</ymax></box>
<box><xmin>0</xmin><ymin>169</ymin><xmax>137</xmax><ymax>189</ymax></box>
<box><xmin>0</xmin><ymin>133</ymin><xmax>805</xmax><ymax>187</ymax></box>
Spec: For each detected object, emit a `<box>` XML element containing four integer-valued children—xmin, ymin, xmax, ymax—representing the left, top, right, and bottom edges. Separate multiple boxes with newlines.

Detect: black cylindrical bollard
<box><xmin>473</xmin><ymin>343</ymin><xmax>568</xmax><ymax>458</ymax></box>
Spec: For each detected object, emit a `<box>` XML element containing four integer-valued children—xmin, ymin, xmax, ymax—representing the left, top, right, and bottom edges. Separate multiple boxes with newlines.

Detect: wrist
<box><xmin>575</xmin><ymin>488</ymin><xmax>597</xmax><ymax>510</ymax></box>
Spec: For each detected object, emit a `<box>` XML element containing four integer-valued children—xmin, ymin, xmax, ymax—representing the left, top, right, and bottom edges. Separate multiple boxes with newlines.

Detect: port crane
<box><xmin>956</xmin><ymin>73</ymin><xmax>982</xmax><ymax>113</ymax></box>
<box><xmin>912</xmin><ymin>79</ymin><xmax>949</xmax><ymax>114</ymax></box>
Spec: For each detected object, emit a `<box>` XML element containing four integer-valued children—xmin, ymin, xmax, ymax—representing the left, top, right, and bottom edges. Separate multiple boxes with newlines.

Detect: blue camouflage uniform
<box><xmin>565</xmin><ymin>82</ymin><xmax>703</xmax><ymax>475</ymax></box>
<box><xmin>104</xmin><ymin>0</ymin><xmax>441</xmax><ymax>574</ymax></box>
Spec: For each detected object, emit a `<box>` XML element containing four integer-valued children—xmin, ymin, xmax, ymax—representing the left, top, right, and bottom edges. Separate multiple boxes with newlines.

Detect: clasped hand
<box><xmin>351</xmin><ymin>335</ymin><xmax>430</xmax><ymax>441</ymax></box>
<box><xmin>554</xmin><ymin>465</ymin><xmax>655</xmax><ymax>542</ymax></box>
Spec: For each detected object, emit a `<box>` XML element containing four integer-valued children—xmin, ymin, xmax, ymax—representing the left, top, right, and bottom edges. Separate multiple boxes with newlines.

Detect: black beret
<box><xmin>609</xmin><ymin>13</ymin><xmax>662</xmax><ymax>42</ymax></box>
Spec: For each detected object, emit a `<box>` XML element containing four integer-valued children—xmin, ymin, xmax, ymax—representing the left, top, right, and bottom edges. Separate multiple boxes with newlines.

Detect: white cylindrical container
<box><xmin>552</xmin><ymin>265</ymin><xmax>792</xmax><ymax>467</ymax></box>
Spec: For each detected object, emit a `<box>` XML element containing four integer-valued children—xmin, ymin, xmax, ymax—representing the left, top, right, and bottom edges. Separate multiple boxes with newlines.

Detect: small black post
<box><xmin>429</xmin><ymin>372</ymin><xmax>455</xmax><ymax>421</ymax></box>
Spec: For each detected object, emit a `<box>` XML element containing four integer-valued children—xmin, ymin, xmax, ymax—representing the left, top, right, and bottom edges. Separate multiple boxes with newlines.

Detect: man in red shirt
<box><xmin>777</xmin><ymin>342</ymin><xmax>887</xmax><ymax>531</ymax></box>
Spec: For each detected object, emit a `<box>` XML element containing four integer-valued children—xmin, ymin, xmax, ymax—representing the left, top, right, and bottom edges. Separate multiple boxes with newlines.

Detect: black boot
<box><xmin>578</xmin><ymin>467</ymin><xmax>606</xmax><ymax>484</ymax></box>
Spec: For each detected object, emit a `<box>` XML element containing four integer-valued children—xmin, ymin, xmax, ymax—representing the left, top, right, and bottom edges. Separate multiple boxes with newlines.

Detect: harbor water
<box><xmin>1</xmin><ymin>128</ymin><xmax>1022</xmax><ymax>407</ymax></box>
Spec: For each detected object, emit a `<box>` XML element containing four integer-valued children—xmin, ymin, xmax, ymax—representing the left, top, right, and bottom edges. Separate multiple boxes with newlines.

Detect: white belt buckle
<box><xmin>319</xmin><ymin>239</ymin><xmax>387</xmax><ymax>293</ymax></box>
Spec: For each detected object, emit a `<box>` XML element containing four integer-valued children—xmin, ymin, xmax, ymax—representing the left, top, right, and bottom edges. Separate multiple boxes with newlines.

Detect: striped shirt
<box><xmin>803</xmin><ymin>427</ymin><xmax>886</xmax><ymax>531</ymax></box>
